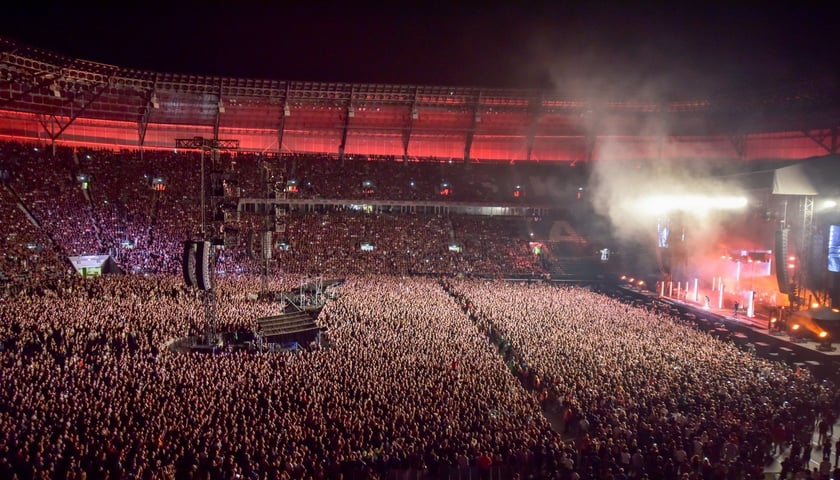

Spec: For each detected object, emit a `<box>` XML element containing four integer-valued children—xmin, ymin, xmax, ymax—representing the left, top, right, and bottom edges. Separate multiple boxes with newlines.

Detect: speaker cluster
<box><xmin>774</xmin><ymin>228</ymin><xmax>791</xmax><ymax>294</ymax></box>
<box><xmin>182</xmin><ymin>240</ymin><xmax>215</xmax><ymax>291</ymax></box>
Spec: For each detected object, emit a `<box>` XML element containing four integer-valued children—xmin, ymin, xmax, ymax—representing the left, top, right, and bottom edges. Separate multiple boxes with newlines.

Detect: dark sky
<box><xmin>0</xmin><ymin>3</ymin><xmax>835</xmax><ymax>98</ymax></box>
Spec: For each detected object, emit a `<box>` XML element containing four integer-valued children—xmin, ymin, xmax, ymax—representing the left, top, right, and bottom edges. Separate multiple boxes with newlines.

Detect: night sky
<box><xmin>0</xmin><ymin>3</ymin><xmax>835</xmax><ymax>99</ymax></box>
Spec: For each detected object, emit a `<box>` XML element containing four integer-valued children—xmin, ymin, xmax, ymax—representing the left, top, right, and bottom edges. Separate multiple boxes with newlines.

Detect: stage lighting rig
<box><xmin>817</xmin><ymin>331</ymin><xmax>835</xmax><ymax>351</ymax></box>
<box><xmin>174</xmin><ymin>137</ymin><xmax>240</xmax><ymax>237</ymax></box>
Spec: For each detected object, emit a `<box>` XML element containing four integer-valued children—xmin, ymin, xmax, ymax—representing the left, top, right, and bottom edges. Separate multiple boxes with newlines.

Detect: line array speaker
<box><xmin>775</xmin><ymin>228</ymin><xmax>791</xmax><ymax>294</ymax></box>
<box><xmin>263</xmin><ymin>231</ymin><xmax>272</xmax><ymax>260</ymax></box>
<box><xmin>196</xmin><ymin>240</ymin><xmax>214</xmax><ymax>291</ymax></box>
<box><xmin>181</xmin><ymin>241</ymin><xmax>197</xmax><ymax>288</ymax></box>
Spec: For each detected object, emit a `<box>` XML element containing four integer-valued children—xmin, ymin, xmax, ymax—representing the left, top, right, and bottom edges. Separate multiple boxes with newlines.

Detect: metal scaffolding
<box><xmin>2</xmin><ymin>34</ymin><xmax>838</xmax><ymax>162</ymax></box>
<box><xmin>174</xmin><ymin>137</ymin><xmax>240</xmax><ymax>346</ymax></box>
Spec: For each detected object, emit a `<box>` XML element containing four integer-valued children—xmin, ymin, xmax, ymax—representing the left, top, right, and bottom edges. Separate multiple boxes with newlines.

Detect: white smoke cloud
<box><xmin>510</xmin><ymin>24</ymin><xmax>764</xmax><ymax>273</ymax></box>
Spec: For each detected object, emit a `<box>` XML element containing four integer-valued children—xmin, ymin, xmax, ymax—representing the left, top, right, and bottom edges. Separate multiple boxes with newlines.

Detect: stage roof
<box><xmin>772</xmin><ymin>155</ymin><xmax>840</xmax><ymax>196</ymax></box>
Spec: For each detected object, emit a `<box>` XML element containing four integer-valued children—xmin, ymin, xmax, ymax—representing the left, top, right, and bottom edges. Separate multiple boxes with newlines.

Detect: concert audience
<box><xmin>1</xmin><ymin>273</ymin><xmax>837</xmax><ymax>478</ymax></box>
<box><xmin>0</xmin><ymin>141</ymin><xmax>553</xmax><ymax>283</ymax></box>
<box><xmin>445</xmin><ymin>279</ymin><xmax>840</xmax><ymax>480</ymax></box>
<box><xmin>2</xmin><ymin>143</ymin><xmax>100</xmax><ymax>256</ymax></box>
<box><xmin>4</xmin><ymin>139</ymin><xmax>834</xmax><ymax>479</ymax></box>
<box><xmin>0</xmin><ymin>275</ymin><xmax>559</xmax><ymax>479</ymax></box>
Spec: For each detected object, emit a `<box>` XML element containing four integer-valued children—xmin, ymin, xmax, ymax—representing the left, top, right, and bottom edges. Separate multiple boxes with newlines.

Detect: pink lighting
<box><xmin>0</xmin><ymin>106</ymin><xmax>835</xmax><ymax>161</ymax></box>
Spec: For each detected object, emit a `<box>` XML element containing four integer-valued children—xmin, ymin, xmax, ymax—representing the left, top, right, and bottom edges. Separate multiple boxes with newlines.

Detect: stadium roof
<box><xmin>1</xmin><ymin>33</ymin><xmax>837</xmax><ymax>130</ymax></box>
<box><xmin>0</xmin><ymin>5</ymin><xmax>838</xmax><ymax>161</ymax></box>
<box><xmin>1</xmin><ymin>4</ymin><xmax>837</xmax><ymax>94</ymax></box>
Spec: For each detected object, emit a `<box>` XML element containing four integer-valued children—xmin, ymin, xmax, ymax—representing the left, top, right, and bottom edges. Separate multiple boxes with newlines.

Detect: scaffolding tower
<box><xmin>175</xmin><ymin>137</ymin><xmax>240</xmax><ymax>346</ymax></box>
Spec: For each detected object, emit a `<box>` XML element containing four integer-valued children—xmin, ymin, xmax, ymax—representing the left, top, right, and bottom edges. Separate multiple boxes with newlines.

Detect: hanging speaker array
<box><xmin>182</xmin><ymin>241</ymin><xmax>197</xmax><ymax>288</ymax></box>
<box><xmin>196</xmin><ymin>240</ymin><xmax>214</xmax><ymax>291</ymax></box>
<box><xmin>263</xmin><ymin>231</ymin><xmax>273</xmax><ymax>260</ymax></box>
<box><xmin>774</xmin><ymin>228</ymin><xmax>791</xmax><ymax>295</ymax></box>
<box><xmin>181</xmin><ymin>240</ymin><xmax>214</xmax><ymax>291</ymax></box>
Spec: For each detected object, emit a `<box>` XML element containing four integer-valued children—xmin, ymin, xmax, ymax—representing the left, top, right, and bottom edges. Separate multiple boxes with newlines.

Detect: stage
<box><xmin>614</xmin><ymin>284</ymin><xmax>840</xmax><ymax>381</ymax></box>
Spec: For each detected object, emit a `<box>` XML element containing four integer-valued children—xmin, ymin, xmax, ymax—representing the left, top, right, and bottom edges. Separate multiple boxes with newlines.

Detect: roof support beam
<box><xmin>339</xmin><ymin>111</ymin><xmax>351</xmax><ymax>163</ymax></box>
<box><xmin>801</xmin><ymin>128</ymin><xmax>838</xmax><ymax>155</ymax></box>
<box><xmin>137</xmin><ymin>102</ymin><xmax>151</xmax><ymax>159</ymax></box>
<box><xmin>525</xmin><ymin>94</ymin><xmax>543</xmax><ymax>162</ymax></box>
<box><xmin>402</xmin><ymin>87</ymin><xmax>418</xmax><ymax>163</ymax></box>
<box><xmin>580</xmin><ymin>104</ymin><xmax>601</xmax><ymax>165</ymax></box>
<box><xmin>339</xmin><ymin>85</ymin><xmax>355</xmax><ymax>163</ymax></box>
<box><xmin>36</xmin><ymin>114</ymin><xmax>59</xmax><ymax>155</ymax></box>
<box><xmin>464</xmin><ymin>91</ymin><xmax>481</xmax><ymax>163</ymax></box>
<box><xmin>276</xmin><ymin>108</ymin><xmax>287</xmax><ymax>155</ymax></box>
<box><xmin>582</xmin><ymin>133</ymin><xmax>596</xmax><ymax>165</ymax></box>
<box><xmin>137</xmin><ymin>91</ymin><xmax>156</xmax><ymax>161</ymax></box>
<box><xmin>277</xmin><ymin>84</ymin><xmax>290</xmax><ymax>155</ymax></box>
<box><xmin>729</xmin><ymin>134</ymin><xmax>747</xmax><ymax>161</ymax></box>
<box><xmin>53</xmin><ymin>82</ymin><xmax>109</xmax><ymax>138</ymax></box>
<box><xmin>0</xmin><ymin>56</ymin><xmax>76</xmax><ymax>109</ymax></box>
<box><xmin>36</xmin><ymin>80</ymin><xmax>109</xmax><ymax>153</ymax></box>
<box><xmin>213</xmin><ymin>80</ymin><xmax>223</xmax><ymax>143</ymax></box>
<box><xmin>1</xmin><ymin>72</ymin><xmax>63</xmax><ymax>109</ymax></box>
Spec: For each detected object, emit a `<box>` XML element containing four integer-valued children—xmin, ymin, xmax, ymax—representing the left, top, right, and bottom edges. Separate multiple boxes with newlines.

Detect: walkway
<box><xmin>764</xmin><ymin>414</ymin><xmax>840</xmax><ymax>479</ymax></box>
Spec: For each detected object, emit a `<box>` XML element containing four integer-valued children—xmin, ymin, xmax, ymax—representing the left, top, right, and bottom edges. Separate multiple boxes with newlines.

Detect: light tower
<box><xmin>175</xmin><ymin>136</ymin><xmax>240</xmax><ymax>346</ymax></box>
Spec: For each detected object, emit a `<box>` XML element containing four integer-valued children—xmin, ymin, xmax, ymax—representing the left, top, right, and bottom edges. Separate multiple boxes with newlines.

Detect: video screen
<box><xmin>828</xmin><ymin>225</ymin><xmax>840</xmax><ymax>272</ymax></box>
<box><xmin>657</xmin><ymin>221</ymin><xmax>669</xmax><ymax>248</ymax></box>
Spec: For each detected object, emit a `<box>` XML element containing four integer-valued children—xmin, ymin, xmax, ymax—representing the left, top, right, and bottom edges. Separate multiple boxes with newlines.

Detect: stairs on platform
<box><xmin>257</xmin><ymin>311</ymin><xmax>321</xmax><ymax>340</ymax></box>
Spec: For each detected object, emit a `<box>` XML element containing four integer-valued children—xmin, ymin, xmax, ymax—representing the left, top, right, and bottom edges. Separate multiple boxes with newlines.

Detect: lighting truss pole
<box><xmin>175</xmin><ymin>137</ymin><xmax>240</xmax><ymax>238</ymax></box>
<box><xmin>796</xmin><ymin>195</ymin><xmax>815</xmax><ymax>306</ymax></box>
<box><xmin>175</xmin><ymin>137</ymin><xmax>239</xmax><ymax>348</ymax></box>
<box><xmin>261</xmin><ymin>160</ymin><xmax>276</xmax><ymax>298</ymax></box>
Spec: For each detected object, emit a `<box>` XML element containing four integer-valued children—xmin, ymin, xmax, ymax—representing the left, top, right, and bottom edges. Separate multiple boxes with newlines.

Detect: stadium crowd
<box><xmin>1</xmin><ymin>275</ymin><xmax>562</xmax><ymax>479</ymax></box>
<box><xmin>227</xmin><ymin>152</ymin><xmax>587</xmax><ymax>204</ymax></box>
<box><xmin>0</xmin><ymin>181</ymin><xmax>71</xmax><ymax>288</ymax></box>
<box><xmin>6</xmin><ymin>140</ymin><xmax>838</xmax><ymax>479</ymax></box>
<box><xmin>1</xmin><ymin>141</ymin><xmax>556</xmax><ymax>284</ymax></box>
<box><xmin>0</xmin><ymin>272</ymin><xmax>838</xmax><ymax>478</ymax></box>
<box><xmin>238</xmin><ymin>211</ymin><xmax>547</xmax><ymax>278</ymax></box>
<box><xmin>444</xmin><ymin>279</ymin><xmax>840</xmax><ymax>480</ymax></box>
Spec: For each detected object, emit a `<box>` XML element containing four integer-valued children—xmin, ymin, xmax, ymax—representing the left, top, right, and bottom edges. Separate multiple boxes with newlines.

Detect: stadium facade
<box><xmin>1</xmin><ymin>35</ymin><xmax>838</xmax><ymax>163</ymax></box>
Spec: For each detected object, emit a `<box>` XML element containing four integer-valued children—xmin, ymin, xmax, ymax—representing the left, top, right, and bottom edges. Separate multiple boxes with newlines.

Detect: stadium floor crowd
<box><xmin>1</xmin><ymin>274</ymin><xmax>839</xmax><ymax>479</ymax></box>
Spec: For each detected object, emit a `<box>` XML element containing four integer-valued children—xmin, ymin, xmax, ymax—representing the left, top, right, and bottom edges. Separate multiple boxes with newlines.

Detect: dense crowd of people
<box><xmin>227</xmin><ymin>152</ymin><xmax>588</xmax><ymax>204</ymax></box>
<box><xmin>0</xmin><ymin>141</ymin><xmax>577</xmax><ymax>285</ymax></box>
<box><xmin>6</xmin><ymin>139</ymin><xmax>836</xmax><ymax>479</ymax></box>
<box><xmin>0</xmin><ymin>273</ymin><xmax>837</xmax><ymax>478</ymax></box>
<box><xmin>1</xmin><ymin>275</ymin><xmax>555</xmax><ymax>479</ymax></box>
<box><xmin>445</xmin><ymin>279</ymin><xmax>840</xmax><ymax>480</ymax></box>
<box><xmin>225</xmin><ymin>211</ymin><xmax>547</xmax><ymax>277</ymax></box>
<box><xmin>1</xmin><ymin>143</ymin><xmax>100</xmax><ymax>257</ymax></box>
<box><xmin>0</xmin><ymin>181</ymin><xmax>72</xmax><ymax>287</ymax></box>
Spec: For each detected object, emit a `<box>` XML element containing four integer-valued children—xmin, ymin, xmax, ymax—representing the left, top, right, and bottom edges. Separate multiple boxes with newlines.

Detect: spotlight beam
<box><xmin>634</xmin><ymin>194</ymin><xmax>748</xmax><ymax>215</ymax></box>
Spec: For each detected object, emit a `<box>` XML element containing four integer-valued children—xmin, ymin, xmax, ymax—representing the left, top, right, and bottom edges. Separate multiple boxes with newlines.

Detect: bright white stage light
<box><xmin>634</xmin><ymin>195</ymin><xmax>748</xmax><ymax>215</ymax></box>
